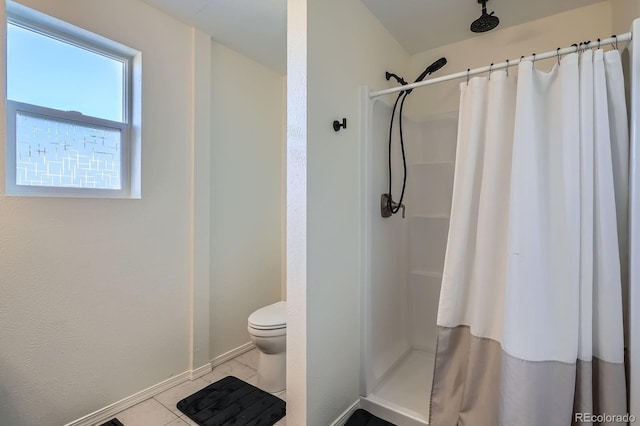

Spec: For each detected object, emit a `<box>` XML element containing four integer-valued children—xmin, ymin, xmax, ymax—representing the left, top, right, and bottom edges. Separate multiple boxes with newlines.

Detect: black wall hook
<box><xmin>333</xmin><ymin>118</ymin><xmax>347</xmax><ymax>132</ymax></box>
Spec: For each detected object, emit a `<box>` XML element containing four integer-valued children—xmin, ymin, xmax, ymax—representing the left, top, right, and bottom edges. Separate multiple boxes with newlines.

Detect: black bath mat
<box><xmin>345</xmin><ymin>409</ymin><xmax>395</xmax><ymax>426</ymax></box>
<box><xmin>177</xmin><ymin>375</ymin><xmax>285</xmax><ymax>426</ymax></box>
<box><xmin>99</xmin><ymin>419</ymin><xmax>124</xmax><ymax>426</ymax></box>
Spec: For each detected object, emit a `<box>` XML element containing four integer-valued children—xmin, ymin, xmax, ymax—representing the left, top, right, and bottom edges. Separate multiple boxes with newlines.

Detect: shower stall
<box><xmin>359</xmin><ymin>19</ymin><xmax>640</xmax><ymax>425</ymax></box>
<box><xmin>360</xmin><ymin>92</ymin><xmax>458</xmax><ymax>425</ymax></box>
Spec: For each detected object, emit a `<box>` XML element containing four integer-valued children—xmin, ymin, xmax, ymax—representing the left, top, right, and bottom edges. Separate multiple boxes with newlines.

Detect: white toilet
<box><xmin>247</xmin><ymin>301</ymin><xmax>286</xmax><ymax>393</ymax></box>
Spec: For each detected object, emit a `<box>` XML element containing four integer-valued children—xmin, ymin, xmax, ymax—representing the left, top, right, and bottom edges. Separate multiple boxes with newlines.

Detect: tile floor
<box><xmin>104</xmin><ymin>349</ymin><xmax>286</xmax><ymax>426</ymax></box>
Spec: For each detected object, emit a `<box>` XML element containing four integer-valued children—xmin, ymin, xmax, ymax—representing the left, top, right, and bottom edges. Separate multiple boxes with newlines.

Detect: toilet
<box><xmin>247</xmin><ymin>301</ymin><xmax>286</xmax><ymax>393</ymax></box>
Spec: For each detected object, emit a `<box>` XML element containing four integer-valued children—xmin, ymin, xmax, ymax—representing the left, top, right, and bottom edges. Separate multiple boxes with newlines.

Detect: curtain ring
<box><xmin>489</xmin><ymin>63</ymin><xmax>493</xmax><ymax>79</ymax></box>
<box><xmin>466</xmin><ymin>68</ymin><xmax>470</xmax><ymax>85</ymax></box>
<box><xmin>584</xmin><ymin>41</ymin><xmax>591</xmax><ymax>52</ymax></box>
<box><xmin>597</xmin><ymin>38</ymin><xmax>601</xmax><ymax>49</ymax></box>
<box><xmin>612</xmin><ymin>34</ymin><xmax>619</xmax><ymax>50</ymax></box>
<box><xmin>556</xmin><ymin>47</ymin><xmax>561</xmax><ymax>66</ymax></box>
<box><xmin>506</xmin><ymin>59</ymin><xmax>509</xmax><ymax>76</ymax></box>
<box><xmin>572</xmin><ymin>43</ymin><xmax>578</xmax><ymax>53</ymax></box>
<box><xmin>532</xmin><ymin>53</ymin><xmax>536</xmax><ymax>65</ymax></box>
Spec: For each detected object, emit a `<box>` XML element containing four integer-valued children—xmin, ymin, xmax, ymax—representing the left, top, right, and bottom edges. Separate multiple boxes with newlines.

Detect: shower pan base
<box><xmin>361</xmin><ymin>349</ymin><xmax>435</xmax><ymax>426</ymax></box>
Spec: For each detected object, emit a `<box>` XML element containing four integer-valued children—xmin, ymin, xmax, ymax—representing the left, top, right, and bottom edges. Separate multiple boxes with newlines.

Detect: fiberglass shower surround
<box><xmin>363</xmin><ymin>25</ymin><xmax>640</xmax><ymax>426</ymax></box>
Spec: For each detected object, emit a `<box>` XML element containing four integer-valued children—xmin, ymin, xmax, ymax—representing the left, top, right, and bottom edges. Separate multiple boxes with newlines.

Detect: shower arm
<box><xmin>385</xmin><ymin>71</ymin><xmax>407</xmax><ymax>86</ymax></box>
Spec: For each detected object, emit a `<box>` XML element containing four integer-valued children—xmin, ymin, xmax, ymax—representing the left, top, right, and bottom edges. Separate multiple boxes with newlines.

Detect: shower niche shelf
<box><xmin>411</xmin><ymin>214</ymin><xmax>450</xmax><ymax>220</ymax></box>
<box><xmin>411</xmin><ymin>161</ymin><xmax>455</xmax><ymax>167</ymax></box>
<box><xmin>410</xmin><ymin>270</ymin><xmax>443</xmax><ymax>279</ymax></box>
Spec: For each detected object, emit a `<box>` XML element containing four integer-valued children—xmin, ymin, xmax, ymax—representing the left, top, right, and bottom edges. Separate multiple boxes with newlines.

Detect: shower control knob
<box><xmin>381</xmin><ymin>194</ymin><xmax>405</xmax><ymax>219</ymax></box>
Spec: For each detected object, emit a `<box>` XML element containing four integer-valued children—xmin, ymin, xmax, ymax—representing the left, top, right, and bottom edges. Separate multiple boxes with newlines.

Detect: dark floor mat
<box><xmin>99</xmin><ymin>419</ymin><xmax>124</xmax><ymax>426</ymax></box>
<box><xmin>177</xmin><ymin>375</ymin><xmax>285</xmax><ymax>426</ymax></box>
<box><xmin>345</xmin><ymin>409</ymin><xmax>396</xmax><ymax>426</ymax></box>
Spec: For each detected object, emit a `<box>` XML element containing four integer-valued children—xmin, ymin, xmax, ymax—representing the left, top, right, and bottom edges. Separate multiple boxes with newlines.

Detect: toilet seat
<box><xmin>247</xmin><ymin>325</ymin><xmax>286</xmax><ymax>338</ymax></box>
<box><xmin>248</xmin><ymin>301</ymin><xmax>286</xmax><ymax>330</ymax></box>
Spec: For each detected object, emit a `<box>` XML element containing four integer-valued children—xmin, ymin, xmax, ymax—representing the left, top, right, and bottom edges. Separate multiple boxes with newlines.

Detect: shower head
<box><xmin>422</xmin><ymin>57</ymin><xmax>448</xmax><ymax>77</ymax></box>
<box><xmin>406</xmin><ymin>57</ymin><xmax>447</xmax><ymax>94</ymax></box>
<box><xmin>471</xmin><ymin>0</ymin><xmax>500</xmax><ymax>33</ymax></box>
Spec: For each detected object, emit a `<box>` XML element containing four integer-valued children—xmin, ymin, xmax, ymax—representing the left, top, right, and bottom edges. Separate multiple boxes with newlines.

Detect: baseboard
<box><xmin>211</xmin><ymin>341</ymin><xmax>254</xmax><ymax>367</ymax></box>
<box><xmin>67</xmin><ymin>343</ymin><xmax>254</xmax><ymax>426</ymax></box>
<box><xmin>190</xmin><ymin>362</ymin><xmax>212</xmax><ymax>379</ymax></box>
<box><xmin>330</xmin><ymin>399</ymin><xmax>361</xmax><ymax>426</ymax></box>
<box><xmin>64</xmin><ymin>364</ymin><xmax>210</xmax><ymax>426</ymax></box>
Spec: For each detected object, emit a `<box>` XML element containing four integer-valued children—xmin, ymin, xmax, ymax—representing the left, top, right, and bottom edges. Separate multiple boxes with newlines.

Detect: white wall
<box><xmin>191</xmin><ymin>29</ymin><xmax>213</xmax><ymax>372</ymax></box>
<box><xmin>209</xmin><ymin>41</ymin><xmax>285</xmax><ymax>360</ymax></box>
<box><xmin>612</xmin><ymin>0</ymin><xmax>640</xmax><ymax>34</ymax></box>
<box><xmin>287</xmin><ymin>0</ymin><xmax>410</xmax><ymax>423</ymax></box>
<box><xmin>0</xmin><ymin>1</ymin><xmax>210</xmax><ymax>425</ymax></box>
<box><xmin>406</xmin><ymin>1</ymin><xmax>614</xmax><ymax>119</ymax></box>
<box><xmin>281</xmin><ymin>77</ymin><xmax>288</xmax><ymax>301</ymax></box>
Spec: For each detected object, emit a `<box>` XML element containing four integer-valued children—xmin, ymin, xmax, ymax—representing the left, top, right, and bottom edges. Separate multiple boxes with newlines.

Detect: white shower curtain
<box><xmin>430</xmin><ymin>49</ymin><xmax>629</xmax><ymax>426</ymax></box>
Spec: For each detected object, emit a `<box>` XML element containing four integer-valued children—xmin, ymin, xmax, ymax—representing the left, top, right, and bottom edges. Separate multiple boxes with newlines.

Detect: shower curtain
<box><xmin>430</xmin><ymin>49</ymin><xmax>629</xmax><ymax>426</ymax></box>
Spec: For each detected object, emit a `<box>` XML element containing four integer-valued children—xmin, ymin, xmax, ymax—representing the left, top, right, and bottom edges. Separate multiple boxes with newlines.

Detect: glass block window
<box><xmin>5</xmin><ymin>2</ymin><xmax>138</xmax><ymax>198</ymax></box>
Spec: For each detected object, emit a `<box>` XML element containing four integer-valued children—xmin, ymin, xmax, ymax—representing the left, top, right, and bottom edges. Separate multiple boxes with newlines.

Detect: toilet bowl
<box><xmin>247</xmin><ymin>301</ymin><xmax>286</xmax><ymax>393</ymax></box>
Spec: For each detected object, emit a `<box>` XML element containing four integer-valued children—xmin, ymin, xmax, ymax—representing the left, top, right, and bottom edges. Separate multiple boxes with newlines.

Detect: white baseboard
<box><xmin>190</xmin><ymin>362</ymin><xmax>212</xmax><ymax>379</ymax></box>
<box><xmin>66</xmin><ymin>343</ymin><xmax>255</xmax><ymax>426</ymax></box>
<box><xmin>330</xmin><ymin>399</ymin><xmax>361</xmax><ymax>426</ymax></box>
<box><xmin>64</xmin><ymin>364</ymin><xmax>210</xmax><ymax>426</ymax></box>
<box><xmin>211</xmin><ymin>341</ymin><xmax>254</xmax><ymax>367</ymax></box>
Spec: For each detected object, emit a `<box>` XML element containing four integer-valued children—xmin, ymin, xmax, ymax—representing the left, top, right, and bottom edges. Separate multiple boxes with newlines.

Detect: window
<box><xmin>5</xmin><ymin>2</ymin><xmax>140</xmax><ymax>197</ymax></box>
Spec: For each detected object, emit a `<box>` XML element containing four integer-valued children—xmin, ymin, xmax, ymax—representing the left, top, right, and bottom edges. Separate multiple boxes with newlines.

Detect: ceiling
<box><xmin>141</xmin><ymin>0</ymin><xmax>287</xmax><ymax>73</ymax></box>
<box><xmin>361</xmin><ymin>0</ymin><xmax>605</xmax><ymax>55</ymax></box>
<box><xmin>141</xmin><ymin>0</ymin><xmax>605</xmax><ymax>74</ymax></box>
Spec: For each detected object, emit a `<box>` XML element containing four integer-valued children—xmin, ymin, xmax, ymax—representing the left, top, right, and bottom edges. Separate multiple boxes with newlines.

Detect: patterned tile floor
<box><xmin>103</xmin><ymin>349</ymin><xmax>286</xmax><ymax>426</ymax></box>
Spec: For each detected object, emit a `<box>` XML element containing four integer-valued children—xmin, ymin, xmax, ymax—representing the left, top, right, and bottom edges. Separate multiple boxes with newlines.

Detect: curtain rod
<box><xmin>369</xmin><ymin>32</ymin><xmax>633</xmax><ymax>99</ymax></box>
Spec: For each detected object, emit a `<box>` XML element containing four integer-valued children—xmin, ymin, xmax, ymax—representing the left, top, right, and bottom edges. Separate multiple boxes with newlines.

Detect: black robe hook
<box><xmin>333</xmin><ymin>118</ymin><xmax>347</xmax><ymax>132</ymax></box>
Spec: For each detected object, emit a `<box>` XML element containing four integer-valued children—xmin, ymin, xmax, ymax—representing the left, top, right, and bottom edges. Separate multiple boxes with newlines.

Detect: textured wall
<box><xmin>209</xmin><ymin>41</ymin><xmax>285</xmax><ymax>360</ymax></box>
<box><xmin>285</xmin><ymin>1</ymin><xmax>308</xmax><ymax>423</ymax></box>
<box><xmin>0</xmin><ymin>1</ymin><xmax>202</xmax><ymax>424</ymax></box>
